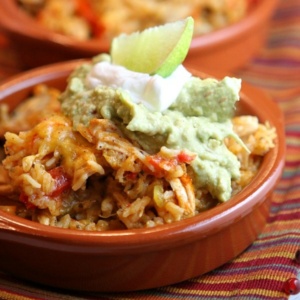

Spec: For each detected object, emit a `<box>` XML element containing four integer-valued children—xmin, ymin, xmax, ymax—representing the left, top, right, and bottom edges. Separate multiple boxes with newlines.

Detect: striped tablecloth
<box><xmin>0</xmin><ymin>0</ymin><xmax>300</xmax><ymax>299</ymax></box>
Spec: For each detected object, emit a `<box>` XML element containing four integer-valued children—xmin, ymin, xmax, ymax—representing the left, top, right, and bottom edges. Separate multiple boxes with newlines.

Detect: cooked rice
<box><xmin>0</xmin><ymin>85</ymin><xmax>277</xmax><ymax>230</ymax></box>
<box><xmin>0</xmin><ymin>84</ymin><xmax>61</xmax><ymax>137</ymax></box>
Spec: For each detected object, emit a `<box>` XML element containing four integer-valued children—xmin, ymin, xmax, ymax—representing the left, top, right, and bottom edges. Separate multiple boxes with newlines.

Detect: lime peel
<box><xmin>111</xmin><ymin>17</ymin><xmax>194</xmax><ymax>78</ymax></box>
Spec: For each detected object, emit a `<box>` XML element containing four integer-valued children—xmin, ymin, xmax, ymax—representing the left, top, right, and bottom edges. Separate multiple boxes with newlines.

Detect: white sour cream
<box><xmin>86</xmin><ymin>61</ymin><xmax>192</xmax><ymax>112</ymax></box>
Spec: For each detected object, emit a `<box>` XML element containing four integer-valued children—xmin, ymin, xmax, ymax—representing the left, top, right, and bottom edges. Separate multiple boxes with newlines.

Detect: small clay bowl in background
<box><xmin>0</xmin><ymin>60</ymin><xmax>285</xmax><ymax>292</ymax></box>
<box><xmin>0</xmin><ymin>0</ymin><xmax>279</xmax><ymax>73</ymax></box>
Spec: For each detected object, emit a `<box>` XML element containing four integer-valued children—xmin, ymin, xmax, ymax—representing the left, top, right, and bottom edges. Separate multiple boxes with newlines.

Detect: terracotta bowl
<box><xmin>0</xmin><ymin>0</ymin><xmax>279</xmax><ymax>73</ymax></box>
<box><xmin>0</xmin><ymin>60</ymin><xmax>285</xmax><ymax>292</ymax></box>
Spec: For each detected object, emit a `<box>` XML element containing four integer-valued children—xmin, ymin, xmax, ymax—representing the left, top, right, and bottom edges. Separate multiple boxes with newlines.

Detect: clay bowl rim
<box><xmin>0</xmin><ymin>0</ymin><xmax>279</xmax><ymax>54</ymax></box>
<box><xmin>0</xmin><ymin>60</ymin><xmax>286</xmax><ymax>252</ymax></box>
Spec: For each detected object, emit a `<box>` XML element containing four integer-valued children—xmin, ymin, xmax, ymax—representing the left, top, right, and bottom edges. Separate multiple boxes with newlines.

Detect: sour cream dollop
<box><xmin>86</xmin><ymin>61</ymin><xmax>192</xmax><ymax>112</ymax></box>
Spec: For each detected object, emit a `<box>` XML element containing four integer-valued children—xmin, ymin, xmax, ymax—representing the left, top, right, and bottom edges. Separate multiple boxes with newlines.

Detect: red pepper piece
<box><xmin>48</xmin><ymin>166</ymin><xmax>72</xmax><ymax>197</ymax></box>
<box><xmin>75</xmin><ymin>0</ymin><xmax>105</xmax><ymax>38</ymax></box>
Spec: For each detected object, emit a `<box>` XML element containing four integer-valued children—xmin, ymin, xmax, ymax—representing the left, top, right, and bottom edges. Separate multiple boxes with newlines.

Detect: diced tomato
<box><xmin>19</xmin><ymin>191</ymin><xmax>36</xmax><ymax>210</ymax></box>
<box><xmin>48</xmin><ymin>166</ymin><xmax>72</xmax><ymax>197</ymax></box>
<box><xmin>177</xmin><ymin>151</ymin><xmax>196</xmax><ymax>164</ymax></box>
<box><xmin>145</xmin><ymin>151</ymin><xmax>196</xmax><ymax>178</ymax></box>
<box><xmin>75</xmin><ymin>0</ymin><xmax>105</xmax><ymax>38</ymax></box>
<box><xmin>145</xmin><ymin>155</ymin><xmax>177</xmax><ymax>177</ymax></box>
<box><xmin>125</xmin><ymin>172</ymin><xmax>138</xmax><ymax>181</ymax></box>
<box><xmin>147</xmin><ymin>155</ymin><xmax>163</xmax><ymax>170</ymax></box>
<box><xmin>147</xmin><ymin>155</ymin><xmax>165</xmax><ymax>171</ymax></box>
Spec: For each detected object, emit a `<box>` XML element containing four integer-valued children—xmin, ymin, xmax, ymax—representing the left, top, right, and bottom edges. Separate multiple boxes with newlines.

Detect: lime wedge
<box><xmin>110</xmin><ymin>17</ymin><xmax>194</xmax><ymax>78</ymax></box>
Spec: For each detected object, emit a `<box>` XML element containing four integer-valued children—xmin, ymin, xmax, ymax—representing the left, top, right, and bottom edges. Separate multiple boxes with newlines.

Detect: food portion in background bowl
<box><xmin>18</xmin><ymin>0</ymin><xmax>250</xmax><ymax>40</ymax></box>
<box><xmin>0</xmin><ymin>18</ymin><xmax>277</xmax><ymax>231</ymax></box>
<box><xmin>0</xmin><ymin>0</ymin><xmax>279</xmax><ymax>72</ymax></box>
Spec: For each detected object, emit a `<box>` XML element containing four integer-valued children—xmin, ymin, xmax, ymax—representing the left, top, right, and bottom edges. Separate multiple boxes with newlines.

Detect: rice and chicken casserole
<box><xmin>0</xmin><ymin>74</ymin><xmax>276</xmax><ymax>231</ymax></box>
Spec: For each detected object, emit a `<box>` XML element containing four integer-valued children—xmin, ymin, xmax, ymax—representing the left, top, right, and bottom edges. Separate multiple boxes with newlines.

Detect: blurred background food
<box><xmin>18</xmin><ymin>0</ymin><xmax>249</xmax><ymax>40</ymax></box>
<box><xmin>0</xmin><ymin>0</ymin><xmax>278</xmax><ymax>73</ymax></box>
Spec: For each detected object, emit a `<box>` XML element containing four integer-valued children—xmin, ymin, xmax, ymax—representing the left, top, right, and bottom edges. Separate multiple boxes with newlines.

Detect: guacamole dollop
<box><xmin>60</xmin><ymin>55</ymin><xmax>242</xmax><ymax>202</ymax></box>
